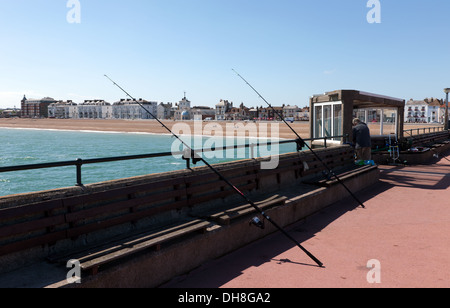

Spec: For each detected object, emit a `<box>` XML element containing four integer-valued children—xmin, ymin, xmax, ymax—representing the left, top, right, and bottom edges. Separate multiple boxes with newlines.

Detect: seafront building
<box><xmin>404</xmin><ymin>98</ymin><xmax>445</xmax><ymax>123</ymax></box>
<box><xmin>191</xmin><ymin>106</ymin><xmax>216</xmax><ymax>120</ymax></box>
<box><xmin>48</xmin><ymin>100</ymin><xmax>78</xmax><ymax>118</ymax></box>
<box><xmin>112</xmin><ymin>99</ymin><xmax>157</xmax><ymax>120</ymax></box>
<box><xmin>0</xmin><ymin>108</ymin><xmax>21</xmax><ymax>118</ymax></box>
<box><xmin>21</xmin><ymin>94</ymin><xmax>309</xmax><ymax>121</ymax></box>
<box><xmin>157</xmin><ymin>103</ymin><xmax>174</xmax><ymax>120</ymax></box>
<box><xmin>215</xmin><ymin>99</ymin><xmax>233</xmax><ymax>120</ymax></box>
<box><xmin>173</xmin><ymin>96</ymin><xmax>192</xmax><ymax>120</ymax></box>
<box><xmin>21</xmin><ymin>95</ymin><xmax>57</xmax><ymax>118</ymax></box>
<box><xmin>77</xmin><ymin>100</ymin><xmax>112</xmax><ymax>119</ymax></box>
<box><xmin>214</xmin><ymin>99</ymin><xmax>308</xmax><ymax>121</ymax></box>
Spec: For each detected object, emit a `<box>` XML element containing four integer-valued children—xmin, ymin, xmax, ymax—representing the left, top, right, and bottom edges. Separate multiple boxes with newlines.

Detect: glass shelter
<box><xmin>310</xmin><ymin>90</ymin><xmax>405</xmax><ymax>148</ymax></box>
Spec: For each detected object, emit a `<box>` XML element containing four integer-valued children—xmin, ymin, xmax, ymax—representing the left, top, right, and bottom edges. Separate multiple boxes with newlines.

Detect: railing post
<box><xmin>75</xmin><ymin>158</ymin><xmax>83</xmax><ymax>186</ymax></box>
<box><xmin>250</xmin><ymin>143</ymin><xmax>255</xmax><ymax>159</ymax></box>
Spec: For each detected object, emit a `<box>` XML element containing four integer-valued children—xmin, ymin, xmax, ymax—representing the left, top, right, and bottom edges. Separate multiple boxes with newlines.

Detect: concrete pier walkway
<box><xmin>163</xmin><ymin>153</ymin><xmax>450</xmax><ymax>288</ymax></box>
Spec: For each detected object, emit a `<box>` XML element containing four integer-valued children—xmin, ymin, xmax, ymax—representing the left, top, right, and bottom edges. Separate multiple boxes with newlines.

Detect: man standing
<box><xmin>352</xmin><ymin>118</ymin><xmax>372</xmax><ymax>161</ymax></box>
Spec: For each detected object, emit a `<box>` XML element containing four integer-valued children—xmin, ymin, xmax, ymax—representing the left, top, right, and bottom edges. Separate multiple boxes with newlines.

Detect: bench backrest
<box><xmin>409</xmin><ymin>131</ymin><xmax>449</xmax><ymax>147</ymax></box>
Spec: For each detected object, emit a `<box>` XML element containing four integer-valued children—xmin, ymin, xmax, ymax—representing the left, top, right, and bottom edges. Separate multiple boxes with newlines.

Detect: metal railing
<box><xmin>403</xmin><ymin>126</ymin><xmax>446</xmax><ymax>137</ymax></box>
<box><xmin>0</xmin><ymin>135</ymin><xmax>347</xmax><ymax>187</ymax></box>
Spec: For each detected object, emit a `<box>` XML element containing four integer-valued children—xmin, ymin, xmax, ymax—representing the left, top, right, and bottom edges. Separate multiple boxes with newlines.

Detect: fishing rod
<box><xmin>104</xmin><ymin>74</ymin><xmax>324</xmax><ymax>267</ymax></box>
<box><xmin>232</xmin><ymin>69</ymin><xmax>366</xmax><ymax>209</ymax></box>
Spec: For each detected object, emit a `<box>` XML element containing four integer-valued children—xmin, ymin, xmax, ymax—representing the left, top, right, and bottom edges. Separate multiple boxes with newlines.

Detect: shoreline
<box><xmin>0</xmin><ymin>118</ymin><xmax>311</xmax><ymax>140</ymax></box>
<box><xmin>0</xmin><ymin>118</ymin><xmax>444</xmax><ymax>140</ymax></box>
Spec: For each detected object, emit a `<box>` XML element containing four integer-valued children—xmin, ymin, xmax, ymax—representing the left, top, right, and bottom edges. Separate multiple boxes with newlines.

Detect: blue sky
<box><xmin>0</xmin><ymin>0</ymin><xmax>449</xmax><ymax>109</ymax></box>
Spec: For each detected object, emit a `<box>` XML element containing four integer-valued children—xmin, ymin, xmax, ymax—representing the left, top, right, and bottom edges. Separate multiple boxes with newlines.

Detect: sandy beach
<box><xmin>0</xmin><ymin>118</ymin><xmax>311</xmax><ymax>140</ymax></box>
<box><xmin>0</xmin><ymin>118</ymin><xmax>443</xmax><ymax>139</ymax></box>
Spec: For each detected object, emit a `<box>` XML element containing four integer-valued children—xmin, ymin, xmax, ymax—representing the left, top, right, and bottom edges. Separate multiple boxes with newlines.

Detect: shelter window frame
<box><xmin>353</xmin><ymin>107</ymin><xmax>398</xmax><ymax>137</ymax></box>
<box><xmin>313</xmin><ymin>101</ymin><xmax>343</xmax><ymax>142</ymax></box>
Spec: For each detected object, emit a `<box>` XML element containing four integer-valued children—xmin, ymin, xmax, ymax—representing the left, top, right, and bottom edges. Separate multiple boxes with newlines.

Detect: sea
<box><xmin>0</xmin><ymin>128</ymin><xmax>297</xmax><ymax>197</ymax></box>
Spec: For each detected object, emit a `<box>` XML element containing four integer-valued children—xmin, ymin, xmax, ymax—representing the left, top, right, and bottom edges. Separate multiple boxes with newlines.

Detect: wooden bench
<box><xmin>302</xmin><ymin>164</ymin><xmax>378</xmax><ymax>187</ymax></box>
<box><xmin>1</xmin><ymin>175</ymin><xmax>211</xmax><ymax>274</ymax></box>
<box><xmin>299</xmin><ymin>146</ymin><xmax>354</xmax><ymax>176</ymax></box>
<box><xmin>191</xmin><ymin>194</ymin><xmax>287</xmax><ymax>226</ymax></box>
<box><xmin>410</xmin><ymin>131</ymin><xmax>450</xmax><ymax>148</ymax></box>
<box><xmin>296</xmin><ymin>145</ymin><xmax>378</xmax><ymax>187</ymax></box>
<box><xmin>183</xmin><ymin>162</ymin><xmax>260</xmax><ymax>208</ymax></box>
<box><xmin>0</xmin><ymin>176</ymin><xmax>188</xmax><ymax>253</ymax></box>
<box><xmin>0</xmin><ymin>198</ymin><xmax>67</xmax><ymax>257</ymax></box>
<box><xmin>48</xmin><ymin>219</ymin><xmax>211</xmax><ymax>275</ymax></box>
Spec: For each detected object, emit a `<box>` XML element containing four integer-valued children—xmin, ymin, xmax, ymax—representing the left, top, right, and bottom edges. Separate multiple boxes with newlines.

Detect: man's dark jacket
<box><xmin>352</xmin><ymin>123</ymin><xmax>371</xmax><ymax>149</ymax></box>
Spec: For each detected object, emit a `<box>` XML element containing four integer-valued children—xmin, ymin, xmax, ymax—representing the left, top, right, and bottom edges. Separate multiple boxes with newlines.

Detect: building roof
<box><xmin>24</xmin><ymin>97</ymin><xmax>57</xmax><ymax>103</ymax></box>
<box><xmin>406</xmin><ymin>98</ymin><xmax>443</xmax><ymax>107</ymax></box>
<box><xmin>406</xmin><ymin>100</ymin><xmax>427</xmax><ymax>106</ymax></box>
<box><xmin>81</xmin><ymin>100</ymin><xmax>110</xmax><ymax>106</ymax></box>
<box><xmin>113</xmin><ymin>98</ymin><xmax>155</xmax><ymax>105</ymax></box>
<box><xmin>216</xmin><ymin>100</ymin><xmax>231</xmax><ymax>107</ymax></box>
<box><xmin>49</xmin><ymin>101</ymin><xmax>77</xmax><ymax>106</ymax></box>
<box><xmin>192</xmin><ymin>106</ymin><xmax>213</xmax><ymax>110</ymax></box>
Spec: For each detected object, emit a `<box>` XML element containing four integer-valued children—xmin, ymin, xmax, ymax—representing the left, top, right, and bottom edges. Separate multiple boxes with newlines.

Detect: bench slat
<box><xmin>66</xmin><ymin>199</ymin><xmax>187</xmax><ymax>239</ymax></box>
<box><xmin>303</xmin><ymin>165</ymin><xmax>378</xmax><ymax>187</ymax></box>
<box><xmin>0</xmin><ymin>199</ymin><xmax>64</xmax><ymax>221</ymax></box>
<box><xmin>0</xmin><ymin>214</ymin><xmax>66</xmax><ymax>238</ymax></box>
<box><xmin>206</xmin><ymin>195</ymin><xmax>287</xmax><ymax>225</ymax></box>
<box><xmin>79</xmin><ymin>220</ymin><xmax>211</xmax><ymax>272</ymax></box>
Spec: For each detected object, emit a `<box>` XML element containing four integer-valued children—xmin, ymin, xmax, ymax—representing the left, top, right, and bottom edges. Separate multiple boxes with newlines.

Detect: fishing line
<box><xmin>232</xmin><ymin>69</ymin><xmax>366</xmax><ymax>209</ymax></box>
<box><xmin>104</xmin><ymin>74</ymin><xmax>324</xmax><ymax>267</ymax></box>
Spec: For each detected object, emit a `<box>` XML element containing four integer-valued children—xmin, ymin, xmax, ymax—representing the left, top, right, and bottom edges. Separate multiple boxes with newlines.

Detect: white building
<box><xmin>113</xmin><ymin>99</ymin><xmax>157</xmax><ymax>120</ymax></box>
<box><xmin>157</xmin><ymin>103</ymin><xmax>173</xmax><ymax>120</ymax></box>
<box><xmin>77</xmin><ymin>100</ymin><xmax>112</xmax><ymax>119</ymax></box>
<box><xmin>405</xmin><ymin>98</ymin><xmax>444</xmax><ymax>123</ymax></box>
<box><xmin>48</xmin><ymin>100</ymin><xmax>78</xmax><ymax>119</ymax></box>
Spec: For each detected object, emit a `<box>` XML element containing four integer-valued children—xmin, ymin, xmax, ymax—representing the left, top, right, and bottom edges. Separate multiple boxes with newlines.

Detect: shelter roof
<box><xmin>311</xmin><ymin>90</ymin><xmax>405</xmax><ymax>108</ymax></box>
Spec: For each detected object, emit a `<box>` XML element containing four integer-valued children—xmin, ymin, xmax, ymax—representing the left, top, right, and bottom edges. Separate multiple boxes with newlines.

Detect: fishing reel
<box><xmin>249</xmin><ymin>216</ymin><xmax>265</xmax><ymax>230</ymax></box>
<box><xmin>182</xmin><ymin>149</ymin><xmax>202</xmax><ymax>169</ymax></box>
<box><xmin>296</xmin><ymin>138</ymin><xmax>306</xmax><ymax>152</ymax></box>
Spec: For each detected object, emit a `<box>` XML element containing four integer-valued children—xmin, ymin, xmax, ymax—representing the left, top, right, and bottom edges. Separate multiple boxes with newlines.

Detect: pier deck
<box><xmin>163</xmin><ymin>152</ymin><xmax>450</xmax><ymax>288</ymax></box>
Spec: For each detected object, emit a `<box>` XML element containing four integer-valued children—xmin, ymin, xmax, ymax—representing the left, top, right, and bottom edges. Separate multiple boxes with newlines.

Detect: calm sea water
<box><xmin>0</xmin><ymin>128</ymin><xmax>296</xmax><ymax>197</ymax></box>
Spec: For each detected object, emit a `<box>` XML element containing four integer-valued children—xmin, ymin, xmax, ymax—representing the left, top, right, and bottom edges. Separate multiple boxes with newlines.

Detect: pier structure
<box><xmin>0</xmin><ymin>89</ymin><xmax>449</xmax><ymax>288</ymax></box>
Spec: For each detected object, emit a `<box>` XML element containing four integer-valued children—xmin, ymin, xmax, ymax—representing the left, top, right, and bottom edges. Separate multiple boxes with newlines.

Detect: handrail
<box><xmin>0</xmin><ymin>135</ymin><xmax>347</xmax><ymax>187</ymax></box>
<box><xmin>403</xmin><ymin>126</ymin><xmax>446</xmax><ymax>137</ymax></box>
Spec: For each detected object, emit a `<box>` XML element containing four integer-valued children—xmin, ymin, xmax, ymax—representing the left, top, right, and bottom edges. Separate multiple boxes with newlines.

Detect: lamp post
<box><xmin>445</xmin><ymin>88</ymin><xmax>450</xmax><ymax>131</ymax></box>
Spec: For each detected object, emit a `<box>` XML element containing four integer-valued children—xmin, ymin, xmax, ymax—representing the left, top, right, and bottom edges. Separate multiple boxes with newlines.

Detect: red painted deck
<box><xmin>163</xmin><ymin>153</ymin><xmax>450</xmax><ymax>288</ymax></box>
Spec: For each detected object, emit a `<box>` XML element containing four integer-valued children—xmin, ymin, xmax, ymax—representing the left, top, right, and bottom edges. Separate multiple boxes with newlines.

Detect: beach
<box><xmin>0</xmin><ymin>118</ymin><xmax>443</xmax><ymax>139</ymax></box>
<box><xmin>0</xmin><ymin>118</ymin><xmax>311</xmax><ymax>140</ymax></box>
